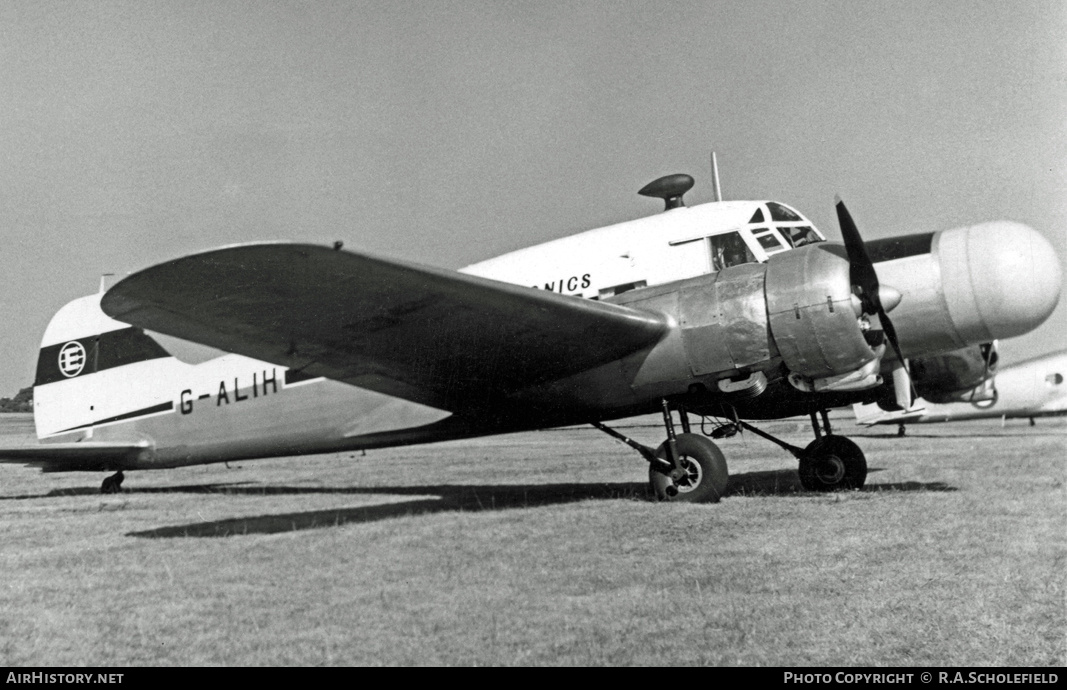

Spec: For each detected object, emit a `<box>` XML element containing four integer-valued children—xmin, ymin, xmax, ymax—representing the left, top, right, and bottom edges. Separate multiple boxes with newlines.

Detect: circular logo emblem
<box><xmin>58</xmin><ymin>341</ymin><xmax>87</xmax><ymax>378</ymax></box>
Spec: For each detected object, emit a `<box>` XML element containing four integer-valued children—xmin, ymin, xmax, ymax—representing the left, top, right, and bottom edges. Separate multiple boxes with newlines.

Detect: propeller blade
<box><xmin>835</xmin><ymin>195</ymin><xmax>918</xmax><ymax>405</ymax></box>
<box><xmin>879</xmin><ymin>308</ymin><xmax>902</xmax><ymax>362</ymax></box>
<box><xmin>891</xmin><ymin>362</ymin><xmax>914</xmax><ymax>410</ymax></box>
<box><xmin>980</xmin><ymin>340</ymin><xmax>998</xmax><ymax>399</ymax></box>
<box><xmin>879</xmin><ymin>304</ymin><xmax>920</xmax><ymax>406</ymax></box>
<box><xmin>835</xmin><ymin>196</ymin><xmax>881</xmax><ymax>315</ymax></box>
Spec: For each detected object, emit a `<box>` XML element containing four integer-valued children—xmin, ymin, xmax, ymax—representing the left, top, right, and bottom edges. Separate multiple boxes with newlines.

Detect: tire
<box><xmin>100</xmin><ymin>472</ymin><xmax>124</xmax><ymax>494</ymax></box>
<box><xmin>798</xmin><ymin>436</ymin><xmax>867</xmax><ymax>491</ymax></box>
<box><xmin>649</xmin><ymin>433</ymin><xmax>729</xmax><ymax>503</ymax></box>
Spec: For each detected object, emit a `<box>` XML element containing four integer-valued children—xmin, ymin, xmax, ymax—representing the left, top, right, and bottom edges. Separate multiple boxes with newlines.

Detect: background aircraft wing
<box><xmin>102</xmin><ymin>243</ymin><xmax>670</xmax><ymax>411</ymax></box>
<box><xmin>852</xmin><ymin>402</ymin><xmax>926</xmax><ymax>426</ymax></box>
<box><xmin>0</xmin><ymin>441</ymin><xmax>153</xmax><ymax>472</ymax></box>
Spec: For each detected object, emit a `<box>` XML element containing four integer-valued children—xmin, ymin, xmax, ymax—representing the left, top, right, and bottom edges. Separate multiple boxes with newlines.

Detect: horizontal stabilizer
<box><xmin>102</xmin><ymin>243</ymin><xmax>671</xmax><ymax>411</ymax></box>
<box><xmin>0</xmin><ymin>441</ymin><xmax>153</xmax><ymax>472</ymax></box>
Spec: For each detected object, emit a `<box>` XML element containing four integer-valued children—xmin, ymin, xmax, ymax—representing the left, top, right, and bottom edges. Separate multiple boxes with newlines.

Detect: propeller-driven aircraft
<box><xmin>853</xmin><ymin>349</ymin><xmax>1067</xmax><ymax>435</ymax></box>
<box><xmin>1</xmin><ymin>173</ymin><xmax>1061</xmax><ymax>500</ymax></box>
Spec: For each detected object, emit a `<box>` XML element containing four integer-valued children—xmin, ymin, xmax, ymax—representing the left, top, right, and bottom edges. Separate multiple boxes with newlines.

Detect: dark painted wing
<box><xmin>0</xmin><ymin>441</ymin><xmax>153</xmax><ymax>472</ymax></box>
<box><xmin>102</xmin><ymin>243</ymin><xmax>669</xmax><ymax>411</ymax></box>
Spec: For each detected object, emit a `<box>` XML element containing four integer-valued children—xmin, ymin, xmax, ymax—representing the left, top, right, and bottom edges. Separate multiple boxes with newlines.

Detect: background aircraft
<box><xmin>0</xmin><ymin>175</ymin><xmax>1060</xmax><ymax>500</ymax></box>
<box><xmin>853</xmin><ymin>349</ymin><xmax>1067</xmax><ymax>434</ymax></box>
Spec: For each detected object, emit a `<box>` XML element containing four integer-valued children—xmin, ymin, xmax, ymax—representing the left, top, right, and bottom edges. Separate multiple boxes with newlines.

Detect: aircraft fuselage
<box><xmin>28</xmin><ymin>197</ymin><xmax>1062</xmax><ymax>472</ymax></box>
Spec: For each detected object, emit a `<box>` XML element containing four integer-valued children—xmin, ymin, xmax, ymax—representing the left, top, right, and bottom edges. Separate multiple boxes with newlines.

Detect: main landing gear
<box><xmin>592</xmin><ymin>400</ymin><xmax>728</xmax><ymax>503</ymax></box>
<box><xmin>100</xmin><ymin>471</ymin><xmax>124</xmax><ymax>494</ymax></box>
<box><xmin>593</xmin><ymin>403</ymin><xmax>867</xmax><ymax>503</ymax></box>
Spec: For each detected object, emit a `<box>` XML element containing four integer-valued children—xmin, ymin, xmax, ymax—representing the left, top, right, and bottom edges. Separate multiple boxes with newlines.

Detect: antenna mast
<box><xmin>710</xmin><ymin>152</ymin><xmax>723</xmax><ymax>202</ymax></box>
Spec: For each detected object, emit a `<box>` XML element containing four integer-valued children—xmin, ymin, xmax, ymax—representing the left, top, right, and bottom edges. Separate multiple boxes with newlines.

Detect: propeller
<box><xmin>835</xmin><ymin>196</ymin><xmax>917</xmax><ymax>408</ymax></box>
<box><xmin>971</xmin><ymin>340</ymin><xmax>999</xmax><ymax>403</ymax></box>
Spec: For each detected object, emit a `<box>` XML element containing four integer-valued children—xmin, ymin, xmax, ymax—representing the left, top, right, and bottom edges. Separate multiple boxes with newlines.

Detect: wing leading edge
<box><xmin>101</xmin><ymin>243</ymin><xmax>670</xmax><ymax>411</ymax></box>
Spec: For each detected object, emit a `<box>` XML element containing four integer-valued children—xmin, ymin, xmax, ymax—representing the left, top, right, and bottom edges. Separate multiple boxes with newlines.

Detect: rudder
<box><xmin>33</xmin><ymin>294</ymin><xmax>180</xmax><ymax>439</ymax></box>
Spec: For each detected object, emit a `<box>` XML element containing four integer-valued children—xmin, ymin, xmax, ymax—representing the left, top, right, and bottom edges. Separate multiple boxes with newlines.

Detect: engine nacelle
<box><xmin>911</xmin><ymin>342</ymin><xmax>998</xmax><ymax>404</ymax></box>
<box><xmin>874</xmin><ymin>222</ymin><xmax>1061</xmax><ymax>355</ymax></box>
<box><xmin>621</xmin><ymin>245</ymin><xmax>885</xmax><ymax>400</ymax></box>
<box><xmin>586</xmin><ymin>219</ymin><xmax>1057</xmax><ymax>414</ymax></box>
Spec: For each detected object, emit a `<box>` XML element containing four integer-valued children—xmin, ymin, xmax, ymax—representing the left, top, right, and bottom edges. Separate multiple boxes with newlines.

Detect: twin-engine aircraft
<box><xmin>853</xmin><ymin>349</ymin><xmax>1067</xmax><ymax>435</ymax></box>
<box><xmin>1</xmin><ymin>173</ymin><xmax>1061</xmax><ymax>500</ymax></box>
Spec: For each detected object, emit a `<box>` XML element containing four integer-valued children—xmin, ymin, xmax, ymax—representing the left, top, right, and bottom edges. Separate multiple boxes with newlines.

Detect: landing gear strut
<box><xmin>704</xmin><ymin>408</ymin><xmax>867</xmax><ymax>492</ymax></box>
<box><xmin>592</xmin><ymin>400</ymin><xmax>728</xmax><ymax>503</ymax></box>
<box><xmin>593</xmin><ymin>404</ymin><xmax>866</xmax><ymax>503</ymax></box>
<box><xmin>796</xmin><ymin>410</ymin><xmax>867</xmax><ymax>491</ymax></box>
<box><xmin>797</xmin><ymin>435</ymin><xmax>867</xmax><ymax>491</ymax></box>
<box><xmin>649</xmin><ymin>433</ymin><xmax>728</xmax><ymax>503</ymax></box>
<box><xmin>101</xmin><ymin>471</ymin><xmax>124</xmax><ymax>494</ymax></box>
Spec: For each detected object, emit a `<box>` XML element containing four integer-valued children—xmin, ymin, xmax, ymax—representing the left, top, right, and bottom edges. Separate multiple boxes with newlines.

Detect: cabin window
<box><xmin>599</xmin><ymin>280</ymin><xmax>647</xmax><ymax>299</ymax></box>
<box><xmin>749</xmin><ymin>208</ymin><xmax>765</xmax><ymax>223</ymax></box>
<box><xmin>710</xmin><ymin>231</ymin><xmax>756</xmax><ymax>270</ymax></box>
<box><xmin>1047</xmin><ymin>373</ymin><xmax>1064</xmax><ymax>385</ymax></box>
<box><xmin>768</xmin><ymin>202</ymin><xmax>802</xmax><ymax>222</ymax></box>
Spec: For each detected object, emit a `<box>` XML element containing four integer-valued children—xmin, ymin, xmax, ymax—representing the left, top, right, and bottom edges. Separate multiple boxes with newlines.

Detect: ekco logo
<box><xmin>58</xmin><ymin>341</ymin><xmax>87</xmax><ymax>378</ymax></box>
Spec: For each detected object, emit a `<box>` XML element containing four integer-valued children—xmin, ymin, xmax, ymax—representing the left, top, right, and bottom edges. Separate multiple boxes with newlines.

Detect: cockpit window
<box><xmin>710</xmin><ymin>231</ymin><xmax>756</xmax><ymax>271</ymax></box>
<box><xmin>749</xmin><ymin>208</ymin><xmax>765</xmax><ymax>223</ymax></box>
<box><xmin>751</xmin><ymin>228</ymin><xmax>786</xmax><ymax>252</ymax></box>
<box><xmin>781</xmin><ymin>226</ymin><xmax>821</xmax><ymax>248</ymax></box>
<box><xmin>768</xmin><ymin>202</ymin><xmax>802</xmax><ymax>222</ymax></box>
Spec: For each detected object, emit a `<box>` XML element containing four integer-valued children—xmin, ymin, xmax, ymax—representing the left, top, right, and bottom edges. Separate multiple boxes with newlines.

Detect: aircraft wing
<box><xmin>0</xmin><ymin>441</ymin><xmax>153</xmax><ymax>472</ymax></box>
<box><xmin>101</xmin><ymin>243</ymin><xmax>670</xmax><ymax>411</ymax></box>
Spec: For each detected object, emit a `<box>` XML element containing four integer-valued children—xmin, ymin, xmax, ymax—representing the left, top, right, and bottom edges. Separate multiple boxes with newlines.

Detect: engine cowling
<box><xmin>616</xmin><ymin>220</ymin><xmax>1057</xmax><ymax>410</ymax></box>
<box><xmin>621</xmin><ymin>244</ymin><xmax>885</xmax><ymax>400</ymax></box>
<box><xmin>765</xmin><ymin>244</ymin><xmax>885</xmax><ymax>392</ymax></box>
<box><xmin>873</xmin><ymin>222</ymin><xmax>1061</xmax><ymax>355</ymax></box>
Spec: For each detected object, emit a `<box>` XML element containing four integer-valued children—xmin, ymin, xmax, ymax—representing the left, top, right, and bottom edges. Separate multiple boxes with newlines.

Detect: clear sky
<box><xmin>1</xmin><ymin>1</ymin><xmax>1063</xmax><ymax>396</ymax></box>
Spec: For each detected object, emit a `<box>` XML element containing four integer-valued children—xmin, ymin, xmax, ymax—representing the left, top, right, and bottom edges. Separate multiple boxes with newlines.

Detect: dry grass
<box><xmin>0</xmin><ymin>413</ymin><xmax>1062</xmax><ymax>666</ymax></box>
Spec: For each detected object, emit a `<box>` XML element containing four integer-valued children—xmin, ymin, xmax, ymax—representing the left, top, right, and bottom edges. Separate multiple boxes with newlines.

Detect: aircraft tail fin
<box><xmin>33</xmin><ymin>294</ymin><xmax>182</xmax><ymax>439</ymax></box>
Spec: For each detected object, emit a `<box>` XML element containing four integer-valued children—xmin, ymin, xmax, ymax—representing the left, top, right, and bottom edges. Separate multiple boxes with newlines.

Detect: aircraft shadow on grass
<box><xmin>106</xmin><ymin>467</ymin><xmax>955</xmax><ymax>538</ymax></box>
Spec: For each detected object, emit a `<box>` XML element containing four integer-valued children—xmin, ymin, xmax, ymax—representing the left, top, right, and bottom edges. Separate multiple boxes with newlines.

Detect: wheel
<box><xmin>649</xmin><ymin>433</ymin><xmax>729</xmax><ymax>503</ymax></box>
<box><xmin>798</xmin><ymin>436</ymin><xmax>866</xmax><ymax>491</ymax></box>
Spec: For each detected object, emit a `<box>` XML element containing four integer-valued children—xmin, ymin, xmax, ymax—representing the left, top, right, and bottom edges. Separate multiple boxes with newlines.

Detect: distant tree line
<box><xmin>0</xmin><ymin>387</ymin><xmax>32</xmax><ymax>413</ymax></box>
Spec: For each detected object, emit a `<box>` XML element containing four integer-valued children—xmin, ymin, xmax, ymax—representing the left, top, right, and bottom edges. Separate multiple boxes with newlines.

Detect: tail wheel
<box><xmin>649</xmin><ymin>433</ymin><xmax>729</xmax><ymax>503</ymax></box>
<box><xmin>798</xmin><ymin>436</ymin><xmax>867</xmax><ymax>491</ymax></box>
<box><xmin>100</xmin><ymin>471</ymin><xmax>124</xmax><ymax>494</ymax></box>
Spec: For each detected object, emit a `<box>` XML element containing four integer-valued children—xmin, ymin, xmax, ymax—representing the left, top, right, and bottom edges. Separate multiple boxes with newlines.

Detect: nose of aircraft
<box><xmin>936</xmin><ymin>221</ymin><xmax>1062</xmax><ymax>342</ymax></box>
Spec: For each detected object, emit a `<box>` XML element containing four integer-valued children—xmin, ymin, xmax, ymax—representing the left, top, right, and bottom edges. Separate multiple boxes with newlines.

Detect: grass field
<box><xmin>0</xmin><ymin>413</ymin><xmax>1063</xmax><ymax>666</ymax></box>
